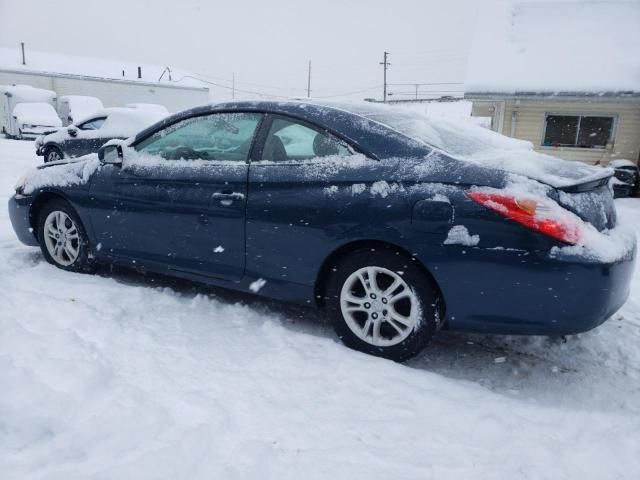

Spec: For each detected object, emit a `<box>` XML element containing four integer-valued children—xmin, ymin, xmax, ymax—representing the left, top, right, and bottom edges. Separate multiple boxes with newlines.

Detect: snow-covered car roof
<box><xmin>75</xmin><ymin>107</ymin><xmax>168</xmax><ymax>137</ymax></box>
<box><xmin>59</xmin><ymin>95</ymin><xmax>104</xmax><ymax>120</ymax></box>
<box><xmin>0</xmin><ymin>84</ymin><xmax>57</xmax><ymax>103</ymax></box>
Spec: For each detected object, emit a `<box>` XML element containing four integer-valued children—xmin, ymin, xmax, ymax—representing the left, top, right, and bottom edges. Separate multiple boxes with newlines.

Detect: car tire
<box><xmin>37</xmin><ymin>199</ymin><xmax>95</xmax><ymax>273</ymax></box>
<box><xmin>44</xmin><ymin>146</ymin><xmax>64</xmax><ymax>163</ymax></box>
<box><xmin>325</xmin><ymin>247</ymin><xmax>442</xmax><ymax>362</ymax></box>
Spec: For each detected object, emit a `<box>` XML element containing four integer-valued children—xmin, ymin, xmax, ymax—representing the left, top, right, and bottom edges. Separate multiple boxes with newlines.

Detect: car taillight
<box><xmin>466</xmin><ymin>190</ymin><xmax>582</xmax><ymax>245</ymax></box>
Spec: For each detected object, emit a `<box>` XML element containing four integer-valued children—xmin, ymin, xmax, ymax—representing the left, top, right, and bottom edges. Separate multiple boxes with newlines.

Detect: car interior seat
<box><xmin>263</xmin><ymin>135</ymin><xmax>288</xmax><ymax>161</ymax></box>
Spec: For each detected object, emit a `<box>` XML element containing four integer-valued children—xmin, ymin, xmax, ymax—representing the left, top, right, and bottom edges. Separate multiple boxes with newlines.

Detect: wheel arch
<box><xmin>43</xmin><ymin>142</ymin><xmax>64</xmax><ymax>157</ymax></box>
<box><xmin>29</xmin><ymin>191</ymin><xmax>71</xmax><ymax>240</ymax></box>
<box><xmin>314</xmin><ymin>239</ymin><xmax>446</xmax><ymax>317</ymax></box>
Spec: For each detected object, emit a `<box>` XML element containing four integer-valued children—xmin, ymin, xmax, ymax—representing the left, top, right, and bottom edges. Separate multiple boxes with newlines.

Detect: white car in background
<box><xmin>58</xmin><ymin>95</ymin><xmax>104</xmax><ymax>126</ymax></box>
<box><xmin>11</xmin><ymin>102</ymin><xmax>62</xmax><ymax>139</ymax></box>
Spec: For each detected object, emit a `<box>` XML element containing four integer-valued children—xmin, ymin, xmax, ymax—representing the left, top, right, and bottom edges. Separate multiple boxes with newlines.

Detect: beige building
<box><xmin>465</xmin><ymin>1</ymin><xmax>640</xmax><ymax>166</ymax></box>
<box><xmin>468</xmin><ymin>93</ymin><xmax>640</xmax><ymax>165</ymax></box>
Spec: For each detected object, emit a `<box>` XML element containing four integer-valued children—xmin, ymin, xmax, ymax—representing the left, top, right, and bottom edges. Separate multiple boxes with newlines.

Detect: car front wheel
<box><xmin>325</xmin><ymin>247</ymin><xmax>442</xmax><ymax>362</ymax></box>
<box><xmin>37</xmin><ymin>199</ymin><xmax>94</xmax><ymax>272</ymax></box>
<box><xmin>44</xmin><ymin>146</ymin><xmax>63</xmax><ymax>163</ymax></box>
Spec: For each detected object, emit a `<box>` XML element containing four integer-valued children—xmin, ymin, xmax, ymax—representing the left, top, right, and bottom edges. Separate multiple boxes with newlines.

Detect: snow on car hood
<box><xmin>12</xmin><ymin>102</ymin><xmax>62</xmax><ymax>128</ymax></box>
<box><xmin>18</xmin><ymin>155</ymin><xmax>100</xmax><ymax>195</ymax></box>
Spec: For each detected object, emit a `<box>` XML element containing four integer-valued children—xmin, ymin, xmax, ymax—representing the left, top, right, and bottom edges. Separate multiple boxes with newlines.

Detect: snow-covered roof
<box><xmin>0</xmin><ymin>47</ymin><xmax>207</xmax><ymax>90</ymax></box>
<box><xmin>465</xmin><ymin>0</ymin><xmax>640</xmax><ymax>95</ymax></box>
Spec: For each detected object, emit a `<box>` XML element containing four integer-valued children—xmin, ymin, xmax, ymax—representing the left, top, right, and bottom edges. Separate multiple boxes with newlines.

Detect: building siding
<box><xmin>0</xmin><ymin>70</ymin><xmax>209</xmax><ymax>113</ymax></box>
<box><xmin>470</xmin><ymin>96</ymin><xmax>640</xmax><ymax>165</ymax></box>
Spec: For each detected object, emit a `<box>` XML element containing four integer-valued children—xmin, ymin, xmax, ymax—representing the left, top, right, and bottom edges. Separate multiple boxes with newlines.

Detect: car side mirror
<box><xmin>98</xmin><ymin>144</ymin><xmax>123</xmax><ymax>165</ymax></box>
<box><xmin>67</xmin><ymin>127</ymin><xmax>78</xmax><ymax>137</ymax></box>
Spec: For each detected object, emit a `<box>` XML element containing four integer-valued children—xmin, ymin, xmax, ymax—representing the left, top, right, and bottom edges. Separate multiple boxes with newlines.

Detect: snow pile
<box><xmin>444</xmin><ymin>225</ymin><xmax>480</xmax><ymax>246</ymax></box>
<box><xmin>465</xmin><ymin>0</ymin><xmax>640</xmax><ymax>93</ymax></box>
<box><xmin>20</xmin><ymin>155</ymin><xmax>100</xmax><ymax>195</ymax></box>
<box><xmin>11</xmin><ymin>103</ymin><xmax>61</xmax><ymax>127</ymax></box>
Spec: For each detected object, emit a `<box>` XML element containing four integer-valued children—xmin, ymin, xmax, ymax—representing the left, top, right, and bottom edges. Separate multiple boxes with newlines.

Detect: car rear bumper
<box><xmin>427</xmin><ymin>239</ymin><xmax>636</xmax><ymax>335</ymax></box>
<box><xmin>8</xmin><ymin>194</ymin><xmax>39</xmax><ymax>246</ymax></box>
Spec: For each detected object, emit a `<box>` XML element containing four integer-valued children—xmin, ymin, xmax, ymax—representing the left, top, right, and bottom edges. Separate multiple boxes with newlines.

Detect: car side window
<box><xmin>261</xmin><ymin>117</ymin><xmax>353</xmax><ymax>162</ymax></box>
<box><xmin>135</xmin><ymin>112</ymin><xmax>262</xmax><ymax>161</ymax></box>
<box><xmin>78</xmin><ymin>117</ymin><xmax>106</xmax><ymax>131</ymax></box>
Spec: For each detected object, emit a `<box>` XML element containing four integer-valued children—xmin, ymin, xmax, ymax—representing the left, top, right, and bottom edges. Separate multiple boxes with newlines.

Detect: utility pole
<box><xmin>20</xmin><ymin>42</ymin><xmax>26</xmax><ymax>65</ymax></box>
<box><xmin>380</xmin><ymin>51</ymin><xmax>390</xmax><ymax>103</ymax></box>
<box><xmin>307</xmin><ymin>60</ymin><xmax>312</xmax><ymax>98</ymax></box>
<box><xmin>415</xmin><ymin>84</ymin><xmax>419</xmax><ymax>100</ymax></box>
<box><xmin>232</xmin><ymin>72</ymin><xmax>235</xmax><ymax>99</ymax></box>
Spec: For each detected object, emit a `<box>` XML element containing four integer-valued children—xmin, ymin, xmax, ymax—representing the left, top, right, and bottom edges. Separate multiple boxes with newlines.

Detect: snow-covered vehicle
<box><xmin>57</xmin><ymin>95</ymin><xmax>104</xmax><ymax>126</ymax></box>
<box><xmin>35</xmin><ymin>107</ymin><xmax>168</xmax><ymax>163</ymax></box>
<box><xmin>0</xmin><ymin>84</ymin><xmax>59</xmax><ymax>139</ymax></box>
<box><xmin>9</xmin><ymin>101</ymin><xmax>637</xmax><ymax>361</ymax></box>
<box><xmin>609</xmin><ymin>159</ymin><xmax>639</xmax><ymax>198</ymax></box>
<box><xmin>9</xmin><ymin>102</ymin><xmax>62</xmax><ymax>139</ymax></box>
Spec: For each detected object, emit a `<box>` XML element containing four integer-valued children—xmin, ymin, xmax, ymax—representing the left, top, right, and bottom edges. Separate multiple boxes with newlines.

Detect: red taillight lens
<box><xmin>466</xmin><ymin>190</ymin><xmax>581</xmax><ymax>245</ymax></box>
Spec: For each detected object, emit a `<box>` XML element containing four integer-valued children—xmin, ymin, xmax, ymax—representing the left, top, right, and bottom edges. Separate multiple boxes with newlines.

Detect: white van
<box><xmin>58</xmin><ymin>95</ymin><xmax>104</xmax><ymax>126</ymax></box>
<box><xmin>0</xmin><ymin>85</ymin><xmax>59</xmax><ymax>138</ymax></box>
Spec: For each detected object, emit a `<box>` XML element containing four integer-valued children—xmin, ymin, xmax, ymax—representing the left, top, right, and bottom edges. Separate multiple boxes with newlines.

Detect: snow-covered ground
<box><xmin>1</xmin><ymin>137</ymin><xmax>639</xmax><ymax>479</ymax></box>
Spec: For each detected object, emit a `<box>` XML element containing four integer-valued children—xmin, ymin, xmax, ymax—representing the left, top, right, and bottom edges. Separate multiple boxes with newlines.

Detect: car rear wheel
<box><xmin>325</xmin><ymin>247</ymin><xmax>442</xmax><ymax>362</ymax></box>
<box><xmin>37</xmin><ymin>199</ymin><xmax>94</xmax><ymax>272</ymax></box>
<box><xmin>44</xmin><ymin>146</ymin><xmax>63</xmax><ymax>163</ymax></box>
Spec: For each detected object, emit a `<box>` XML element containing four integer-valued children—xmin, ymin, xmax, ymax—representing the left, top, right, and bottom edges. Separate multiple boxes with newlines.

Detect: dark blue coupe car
<box><xmin>9</xmin><ymin>101</ymin><xmax>636</xmax><ymax>361</ymax></box>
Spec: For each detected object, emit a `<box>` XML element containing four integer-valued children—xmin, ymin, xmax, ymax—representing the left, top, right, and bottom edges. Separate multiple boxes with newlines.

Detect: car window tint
<box><xmin>135</xmin><ymin>112</ymin><xmax>262</xmax><ymax>161</ymax></box>
<box><xmin>78</xmin><ymin>117</ymin><xmax>106</xmax><ymax>131</ymax></box>
<box><xmin>262</xmin><ymin>118</ymin><xmax>352</xmax><ymax>162</ymax></box>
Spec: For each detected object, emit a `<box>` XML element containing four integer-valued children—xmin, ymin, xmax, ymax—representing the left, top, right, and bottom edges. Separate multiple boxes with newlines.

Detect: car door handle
<box><xmin>212</xmin><ymin>192</ymin><xmax>245</xmax><ymax>201</ymax></box>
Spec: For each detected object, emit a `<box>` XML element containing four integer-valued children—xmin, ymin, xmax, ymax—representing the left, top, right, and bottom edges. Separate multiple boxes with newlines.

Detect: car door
<box><xmin>88</xmin><ymin>111</ymin><xmax>263</xmax><ymax>281</ymax></box>
<box><xmin>246</xmin><ymin>115</ymin><xmax>368</xmax><ymax>285</ymax></box>
<box><xmin>64</xmin><ymin>116</ymin><xmax>108</xmax><ymax>157</ymax></box>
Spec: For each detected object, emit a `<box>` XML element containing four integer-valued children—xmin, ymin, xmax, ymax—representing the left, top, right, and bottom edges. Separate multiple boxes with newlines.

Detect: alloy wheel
<box><xmin>43</xmin><ymin>210</ymin><xmax>80</xmax><ymax>266</ymax></box>
<box><xmin>340</xmin><ymin>266</ymin><xmax>420</xmax><ymax>347</ymax></box>
<box><xmin>47</xmin><ymin>150</ymin><xmax>62</xmax><ymax>162</ymax></box>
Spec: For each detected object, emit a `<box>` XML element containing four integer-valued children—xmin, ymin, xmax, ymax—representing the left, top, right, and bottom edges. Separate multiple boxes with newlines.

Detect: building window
<box><xmin>543</xmin><ymin>114</ymin><xmax>614</xmax><ymax>149</ymax></box>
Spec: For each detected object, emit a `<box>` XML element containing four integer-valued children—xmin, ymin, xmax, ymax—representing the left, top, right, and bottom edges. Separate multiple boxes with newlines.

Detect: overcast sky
<box><xmin>0</xmin><ymin>0</ymin><xmax>481</xmax><ymax>100</ymax></box>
